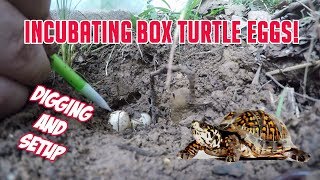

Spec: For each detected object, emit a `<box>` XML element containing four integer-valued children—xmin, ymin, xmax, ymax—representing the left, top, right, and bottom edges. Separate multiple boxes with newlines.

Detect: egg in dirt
<box><xmin>131</xmin><ymin>113</ymin><xmax>151</xmax><ymax>129</ymax></box>
<box><xmin>109</xmin><ymin>110</ymin><xmax>131</xmax><ymax>132</ymax></box>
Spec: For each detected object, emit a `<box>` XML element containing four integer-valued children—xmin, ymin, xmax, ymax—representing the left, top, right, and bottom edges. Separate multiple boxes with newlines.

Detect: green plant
<box><xmin>136</xmin><ymin>0</ymin><xmax>177</xmax><ymax>20</ymax></box>
<box><xmin>184</xmin><ymin>0</ymin><xmax>202</xmax><ymax>20</ymax></box>
<box><xmin>56</xmin><ymin>0</ymin><xmax>82</xmax><ymax>66</ymax></box>
<box><xmin>233</xmin><ymin>0</ymin><xmax>286</xmax><ymax>12</ymax></box>
<box><xmin>207</xmin><ymin>6</ymin><xmax>225</xmax><ymax>16</ymax></box>
<box><xmin>276</xmin><ymin>87</ymin><xmax>288</xmax><ymax>117</ymax></box>
<box><xmin>133</xmin><ymin>0</ymin><xmax>202</xmax><ymax>23</ymax></box>
<box><xmin>233</xmin><ymin>0</ymin><xmax>253</xmax><ymax>6</ymax></box>
<box><xmin>262</xmin><ymin>0</ymin><xmax>281</xmax><ymax>8</ymax></box>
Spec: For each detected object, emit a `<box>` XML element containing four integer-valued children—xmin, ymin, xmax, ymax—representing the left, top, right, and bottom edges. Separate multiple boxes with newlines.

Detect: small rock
<box><xmin>163</xmin><ymin>158</ymin><xmax>171</xmax><ymax>166</ymax></box>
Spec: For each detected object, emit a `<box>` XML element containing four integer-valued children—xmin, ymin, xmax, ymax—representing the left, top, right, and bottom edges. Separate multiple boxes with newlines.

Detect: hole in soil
<box><xmin>199</xmin><ymin>74</ymin><xmax>207</xmax><ymax>77</ymax></box>
<box><xmin>148</xmin><ymin>98</ymin><xmax>152</xmax><ymax>104</ymax></box>
<box><xmin>112</xmin><ymin>91</ymin><xmax>142</xmax><ymax>109</ymax></box>
<box><xmin>143</xmin><ymin>53</ymin><xmax>153</xmax><ymax>63</ymax></box>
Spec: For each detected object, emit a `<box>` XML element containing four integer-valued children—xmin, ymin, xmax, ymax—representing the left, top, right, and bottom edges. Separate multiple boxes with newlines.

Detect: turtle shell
<box><xmin>218</xmin><ymin>110</ymin><xmax>295</xmax><ymax>154</ymax></box>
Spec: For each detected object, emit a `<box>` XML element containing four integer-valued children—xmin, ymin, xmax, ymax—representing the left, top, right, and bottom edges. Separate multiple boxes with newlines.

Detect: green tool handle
<box><xmin>50</xmin><ymin>54</ymin><xmax>86</xmax><ymax>92</ymax></box>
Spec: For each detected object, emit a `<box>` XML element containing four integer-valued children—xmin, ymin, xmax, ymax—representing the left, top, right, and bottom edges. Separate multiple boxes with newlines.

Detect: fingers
<box><xmin>0</xmin><ymin>76</ymin><xmax>29</xmax><ymax>119</ymax></box>
<box><xmin>8</xmin><ymin>0</ymin><xmax>51</xmax><ymax>19</ymax></box>
<box><xmin>0</xmin><ymin>0</ymin><xmax>51</xmax><ymax>86</ymax></box>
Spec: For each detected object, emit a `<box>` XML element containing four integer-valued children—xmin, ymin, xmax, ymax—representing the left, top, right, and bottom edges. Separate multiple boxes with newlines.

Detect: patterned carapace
<box><xmin>221</xmin><ymin>110</ymin><xmax>288</xmax><ymax>141</ymax></box>
<box><xmin>178</xmin><ymin>109</ymin><xmax>311</xmax><ymax>162</ymax></box>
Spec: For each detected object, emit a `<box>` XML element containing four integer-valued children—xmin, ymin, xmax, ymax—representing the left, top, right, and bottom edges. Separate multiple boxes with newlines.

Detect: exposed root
<box><xmin>105</xmin><ymin>45</ymin><xmax>117</xmax><ymax>76</ymax></box>
<box><xmin>266</xmin><ymin>60</ymin><xmax>320</xmax><ymax>76</ymax></box>
<box><xmin>91</xmin><ymin>44</ymin><xmax>109</xmax><ymax>54</ymax></box>
<box><xmin>135</xmin><ymin>41</ymin><xmax>145</xmax><ymax>62</ymax></box>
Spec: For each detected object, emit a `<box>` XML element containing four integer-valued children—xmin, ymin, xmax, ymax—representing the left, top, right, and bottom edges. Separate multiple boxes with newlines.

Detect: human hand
<box><xmin>0</xmin><ymin>0</ymin><xmax>51</xmax><ymax>119</ymax></box>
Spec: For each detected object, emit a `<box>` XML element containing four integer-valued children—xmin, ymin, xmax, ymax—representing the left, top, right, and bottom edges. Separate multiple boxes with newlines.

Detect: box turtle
<box><xmin>178</xmin><ymin>109</ymin><xmax>310</xmax><ymax>162</ymax></box>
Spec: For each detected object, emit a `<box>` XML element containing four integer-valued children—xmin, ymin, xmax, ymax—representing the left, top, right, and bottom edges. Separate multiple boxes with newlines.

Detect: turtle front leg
<box><xmin>224</xmin><ymin>135</ymin><xmax>241</xmax><ymax>162</ymax></box>
<box><xmin>226</xmin><ymin>149</ymin><xmax>241</xmax><ymax>162</ymax></box>
<box><xmin>177</xmin><ymin>140</ymin><xmax>204</xmax><ymax>159</ymax></box>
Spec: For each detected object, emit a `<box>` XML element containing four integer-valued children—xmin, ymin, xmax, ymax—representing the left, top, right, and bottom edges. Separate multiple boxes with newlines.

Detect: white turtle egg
<box><xmin>140</xmin><ymin>113</ymin><xmax>151</xmax><ymax>126</ymax></box>
<box><xmin>109</xmin><ymin>110</ymin><xmax>131</xmax><ymax>132</ymax></box>
<box><xmin>131</xmin><ymin>113</ymin><xmax>151</xmax><ymax>129</ymax></box>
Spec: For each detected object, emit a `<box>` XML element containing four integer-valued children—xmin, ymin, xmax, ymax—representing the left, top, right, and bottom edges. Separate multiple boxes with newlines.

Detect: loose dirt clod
<box><xmin>150</xmin><ymin>65</ymin><xmax>195</xmax><ymax>123</ymax></box>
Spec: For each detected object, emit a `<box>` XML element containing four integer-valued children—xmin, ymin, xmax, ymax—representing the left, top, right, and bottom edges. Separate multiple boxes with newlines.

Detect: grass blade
<box><xmin>276</xmin><ymin>87</ymin><xmax>288</xmax><ymax>117</ymax></box>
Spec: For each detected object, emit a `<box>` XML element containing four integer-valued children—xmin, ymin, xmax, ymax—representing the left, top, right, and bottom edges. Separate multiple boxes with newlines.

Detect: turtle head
<box><xmin>191</xmin><ymin>120</ymin><xmax>221</xmax><ymax>148</ymax></box>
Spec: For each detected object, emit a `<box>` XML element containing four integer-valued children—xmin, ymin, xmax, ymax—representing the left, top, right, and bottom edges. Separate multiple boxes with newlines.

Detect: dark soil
<box><xmin>1</xmin><ymin>42</ymin><xmax>320</xmax><ymax>179</ymax></box>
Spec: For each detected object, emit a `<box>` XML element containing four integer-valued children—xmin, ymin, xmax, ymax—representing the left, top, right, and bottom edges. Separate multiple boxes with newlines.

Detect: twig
<box><xmin>302</xmin><ymin>38</ymin><xmax>316</xmax><ymax>97</ymax></box>
<box><xmin>265</xmin><ymin>73</ymin><xmax>319</xmax><ymax>102</ymax></box>
<box><xmin>165</xmin><ymin>0</ymin><xmax>192</xmax><ymax>89</ymax></box>
<box><xmin>258</xmin><ymin>80</ymin><xmax>272</xmax><ymax>92</ymax></box>
<box><xmin>266</xmin><ymin>60</ymin><xmax>320</xmax><ymax>76</ymax></box>
<box><xmin>152</xmin><ymin>55</ymin><xmax>158</xmax><ymax>71</ymax></box>
<box><xmin>303</xmin><ymin>65</ymin><xmax>309</xmax><ymax>98</ymax></box>
<box><xmin>297</xmin><ymin>0</ymin><xmax>313</xmax><ymax>12</ymax></box>
<box><xmin>252</xmin><ymin>64</ymin><xmax>262</xmax><ymax>85</ymax></box>
<box><xmin>76</xmin><ymin>9</ymin><xmax>89</xmax><ymax>20</ymax></box>
<box><xmin>91</xmin><ymin>44</ymin><xmax>109</xmax><ymax>54</ymax></box>
<box><xmin>178</xmin><ymin>44</ymin><xmax>182</xmax><ymax>62</ymax></box>
<box><xmin>165</xmin><ymin>31</ymin><xmax>179</xmax><ymax>89</ymax></box>
<box><xmin>287</xmin><ymin>88</ymin><xmax>300</xmax><ymax>118</ymax></box>
<box><xmin>303</xmin><ymin>0</ymin><xmax>320</xmax><ymax>98</ymax></box>
<box><xmin>135</xmin><ymin>41</ymin><xmax>145</xmax><ymax>61</ymax></box>
<box><xmin>195</xmin><ymin>0</ymin><xmax>203</xmax><ymax>17</ymax></box>
<box><xmin>105</xmin><ymin>45</ymin><xmax>117</xmax><ymax>76</ymax></box>
<box><xmin>150</xmin><ymin>65</ymin><xmax>195</xmax><ymax>123</ymax></box>
<box><xmin>93</xmin><ymin>79</ymin><xmax>104</xmax><ymax>86</ymax></box>
<box><xmin>269</xmin><ymin>90</ymin><xmax>276</xmax><ymax>109</ymax></box>
<box><xmin>272</xmin><ymin>0</ymin><xmax>315</xmax><ymax>19</ymax></box>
